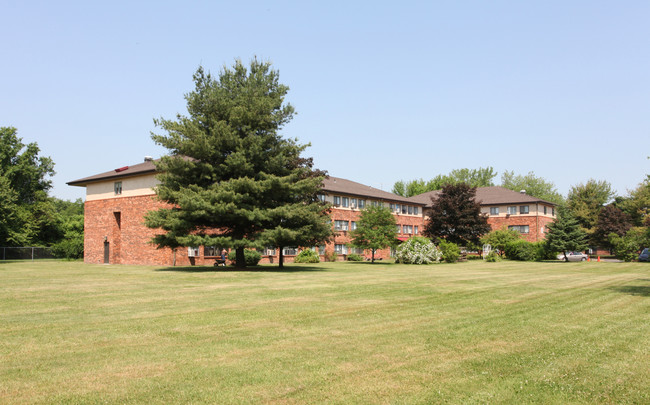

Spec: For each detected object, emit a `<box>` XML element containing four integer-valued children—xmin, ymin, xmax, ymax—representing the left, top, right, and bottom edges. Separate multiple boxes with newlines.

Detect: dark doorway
<box><xmin>104</xmin><ymin>241</ymin><xmax>110</xmax><ymax>263</ymax></box>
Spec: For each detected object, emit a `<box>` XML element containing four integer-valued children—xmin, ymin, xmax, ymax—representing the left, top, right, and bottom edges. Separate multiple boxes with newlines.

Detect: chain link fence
<box><xmin>1</xmin><ymin>247</ymin><xmax>55</xmax><ymax>260</ymax></box>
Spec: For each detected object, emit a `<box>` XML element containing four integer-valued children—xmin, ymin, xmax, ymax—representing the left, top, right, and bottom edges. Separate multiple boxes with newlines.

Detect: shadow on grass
<box><xmin>609</xmin><ymin>285</ymin><xmax>650</xmax><ymax>297</ymax></box>
<box><xmin>155</xmin><ymin>265</ymin><xmax>327</xmax><ymax>273</ymax></box>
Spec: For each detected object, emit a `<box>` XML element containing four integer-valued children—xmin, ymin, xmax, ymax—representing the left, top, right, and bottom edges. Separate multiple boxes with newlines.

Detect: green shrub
<box><xmin>467</xmin><ymin>254</ymin><xmax>482</xmax><ymax>260</ymax></box>
<box><xmin>52</xmin><ymin>237</ymin><xmax>84</xmax><ymax>260</ymax></box>
<box><xmin>228</xmin><ymin>249</ymin><xmax>262</xmax><ymax>266</ymax></box>
<box><xmin>347</xmin><ymin>253</ymin><xmax>364</xmax><ymax>261</ymax></box>
<box><xmin>294</xmin><ymin>249</ymin><xmax>320</xmax><ymax>263</ymax></box>
<box><xmin>395</xmin><ymin>236</ymin><xmax>441</xmax><ymax>264</ymax></box>
<box><xmin>504</xmin><ymin>240</ymin><xmax>544</xmax><ymax>261</ymax></box>
<box><xmin>438</xmin><ymin>239</ymin><xmax>460</xmax><ymax>263</ymax></box>
<box><xmin>485</xmin><ymin>250</ymin><xmax>500</xmax><ymax>262</ymax></box>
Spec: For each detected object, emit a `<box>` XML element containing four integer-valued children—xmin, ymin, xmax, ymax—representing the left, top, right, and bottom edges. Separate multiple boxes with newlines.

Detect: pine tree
<box><xmin>545</xmin><ymin>206</ymin><xmax>588</xmax><ymax>261</ymax></box>
<box><xmin>423</xmin><ymin>183</ymin><xmax>491</xmax><ymax>246</ymax></box>
<box><xmin>348</xmin><ymin>205</ymin><xmax>397</xmax><ymax>263</ymax></box>
<box><xmin>145</xmin><ymin>59</ymin><xmax>332</xmax><ymax>267</ymax></box>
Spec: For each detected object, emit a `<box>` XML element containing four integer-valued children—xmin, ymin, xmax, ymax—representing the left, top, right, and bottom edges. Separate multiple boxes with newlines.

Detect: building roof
<box><xmin>67</xmin><ymin>159</ymin><xmax>157</xmax><ymax>187</ymax></box>
<box><xmin>408</xmin><ymin>186</ymin><xmax>556</xmax><ymax>207</ymax></box>
<box><xmin>68</xmin><ymin>161</ymin><xmax>420</xmax><ymax>205</ymax></box>
<box><xmin>322</xmin><ymin>176</ymin><xmax>422</xmax><ymax>205</ymax></box>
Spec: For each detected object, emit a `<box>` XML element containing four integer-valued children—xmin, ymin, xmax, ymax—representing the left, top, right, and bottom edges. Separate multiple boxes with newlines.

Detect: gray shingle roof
<box><xmin>409</xmin><ymin>186</ymin><xmax>556</xmax><ymax>207</ymax></box>
<box><xmin>67</xmin><ymin>160</ymin><xmax>157</xmax><ymax>186</ymax></box>
<box><xmin>322</xmin><ymin>177</ymin><xmax>422</xmax><ymax>205</ymax></box>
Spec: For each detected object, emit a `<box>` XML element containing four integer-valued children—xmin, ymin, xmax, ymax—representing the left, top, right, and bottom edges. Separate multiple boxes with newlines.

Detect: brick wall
<box><xmin>487</xmin><ymin>215</ymin><xmax>555</xmax><ymax>242</ymax></box>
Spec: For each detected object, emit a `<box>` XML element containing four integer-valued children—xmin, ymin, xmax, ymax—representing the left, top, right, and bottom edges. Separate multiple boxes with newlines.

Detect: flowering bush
<box><xmin>395</xmin><ymin>237</ymin><xmax>441</xmax><ymax>264</ymax></box>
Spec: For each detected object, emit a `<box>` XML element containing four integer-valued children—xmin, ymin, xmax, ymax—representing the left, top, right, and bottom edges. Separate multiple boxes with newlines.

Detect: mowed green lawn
<box><xmin>1</xmin><ymin>260</ymin><xmax>648</xmax><ymax>404</ymax></box>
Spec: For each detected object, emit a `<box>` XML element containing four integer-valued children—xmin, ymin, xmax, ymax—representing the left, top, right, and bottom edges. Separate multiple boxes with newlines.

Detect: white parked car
<box><xmin>557</xmin><ymin>251</ymin><xmax>589</xmax><ymax>262</ymax></box>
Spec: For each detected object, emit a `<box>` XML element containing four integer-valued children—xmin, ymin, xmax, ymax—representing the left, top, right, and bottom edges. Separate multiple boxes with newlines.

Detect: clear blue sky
<box><xmin>2</xmin><ymin>1</ymin><xmax>648</xmax><ymax>201</ymax></box>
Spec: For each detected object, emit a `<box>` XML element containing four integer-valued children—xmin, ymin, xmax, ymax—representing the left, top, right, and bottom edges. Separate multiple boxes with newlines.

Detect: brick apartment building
<box><xmin>68</xmin><ymin>159</ymin><xmax>556</xmax><ymax>266</ymax></box>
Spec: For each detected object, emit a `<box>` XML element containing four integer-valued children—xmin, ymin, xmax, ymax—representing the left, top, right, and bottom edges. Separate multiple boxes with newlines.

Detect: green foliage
<box><xmin>608</xmin><ymin>227</ymin><xmax>650</xmax><ymax>262</ymax></box>
<box><xmin>504</xmin><ymin>240</ymin><xmax>543</xmax><ymax>261</ymax></box>
<box><xmin>394</xmin><ymin>236</ymin><xmax>441</xmax><ymax>264</ymax></box>
<box><xmin>346</xmin><ymin>253</ymin><xmax>363</xmax><ymax>262</ymax></box>
<box><xmin>423</xmin><ymin>183</ymin><xmax>491</xmax><ymax>246</ymax></box>
<box><xmin>51</xmin><ymin>211</ymin><xmax>84</xmax><ymax>259</ymax></box>
<box><xmin>294</xmin><ymin>249</ymin><xmax>320</xmax><ymax>263</ymax></box>
<box><xmin>616</xmin><ymin>179</ymin><xmax>650</xmax><ymax>227</ymax></box>
<box><xmin>545</xmin><ymin>206</ymin><xmax>589</xmax><ymax>256</ymax></box>
<box><xmin>500</xmin><ymin>170</ymin><xmax>564</xmax><ymax>205</ymax></box>
<box><xmin>392</xmin><ymin>167</ymin><xmax>497</xmax><ymax>197</ymax></box>
<box><xmin>145</xmin><ymin>59</ymin><xmax>332</xmax><ymax>268</ymax></box>
<box><xmin>567</xmin><ymin>179</ymin><xmax>615</xmax><ymax>240</ymax></box>
<box><xmin>348</xmin><ymin>205</ymin><xmax>397</xmax><ymax>263</ymax></box>
<box><xmin>228</xmin><ymin>249</ymin><xmax>261</xmax><ymax>266</ymax></box>
<box><xmin>0</xmin><ymin>127</ymin><xmax>56</xmax><ymax>247</ymax></box>
<box><xmin>480</xmin><ymin>228</ymin><xmax>523</xmax><ymax>256</ymax></box>
<box><xmin>437</xmin><ymin>239</ymin><xmax>460</xmax><ymax>263</ymax></box>
<box><xmin>485</xmin><ymin>250</ymin><xmax>501</xmax><ymax>262</ymax></box>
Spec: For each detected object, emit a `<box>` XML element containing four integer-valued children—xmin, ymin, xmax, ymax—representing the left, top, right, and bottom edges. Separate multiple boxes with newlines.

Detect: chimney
<box><xmin>144</xmin><ymin>156</ymin><xmax>153</xmax><ymax>162</ymax></box>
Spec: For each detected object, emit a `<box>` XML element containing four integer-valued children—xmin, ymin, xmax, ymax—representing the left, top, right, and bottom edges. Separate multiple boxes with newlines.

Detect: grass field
<box><xmin>1</xmin><ymin>259</ymin><xmax>649</xmax><ymax>404</ymax></box>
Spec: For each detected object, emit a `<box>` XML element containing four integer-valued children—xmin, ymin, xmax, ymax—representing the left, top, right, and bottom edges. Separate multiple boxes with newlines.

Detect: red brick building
<box><xmin>69</xmin><ymin>159</ymin><xmax>556</xmax><ymax>265</ymax></box>
<box><xmin>408</xmin><ymin>187</ymin><xmax>557</xmax><ymax>243</ymax></box>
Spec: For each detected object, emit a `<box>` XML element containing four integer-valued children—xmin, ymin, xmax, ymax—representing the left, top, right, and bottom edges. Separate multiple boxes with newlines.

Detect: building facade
<box><xmin>69</xmin><ymin>160</ymin><xmax>556</xmax><ymax>266</ymax></box>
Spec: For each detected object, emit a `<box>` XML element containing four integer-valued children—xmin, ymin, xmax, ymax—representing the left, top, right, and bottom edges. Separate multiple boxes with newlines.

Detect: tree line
<box><xmin>0</xmin><ymin>127</ymin><xmax>84</xmax><ymax>258</ymax></box>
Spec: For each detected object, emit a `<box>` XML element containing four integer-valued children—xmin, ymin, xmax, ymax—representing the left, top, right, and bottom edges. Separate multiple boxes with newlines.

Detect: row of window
<box><xmin>334</xmin><ymin>220</ymin><xmax>419</xmax><ymax>235</ymax></box>
<box><xmin>397</xmin><ymin>225</ymin><xmax>419</xmax><ymax>235</ymax></box>
<box><xmin>389</xmin><ymin>203</ymin><xmax>419</xmax><ymax>215</ymax></box>
<box><xmin>508</xmin><ymin>225</ymin><xmax>530</xmax><ymax>234</ymax></box>
<box><xmin>324</xmin><ymin>194</ymin><xmax>420</xmax><ymax>215</ymax></box>
<box><xmin>489</xmin><ymin>205</ymin><xmax>555</xmax><ymax>216</ymax></box>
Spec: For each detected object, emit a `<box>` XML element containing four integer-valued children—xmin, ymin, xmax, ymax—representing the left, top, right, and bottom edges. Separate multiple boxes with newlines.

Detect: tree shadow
<box><xmin>609</xmin><ymin>284</ymin><xmax>650</xmax><ymax>297</ymax></box>
<box><xmin>155</xmin><ymin>265</ymin><xmax>327</xmax><ymax>273</ymax></box>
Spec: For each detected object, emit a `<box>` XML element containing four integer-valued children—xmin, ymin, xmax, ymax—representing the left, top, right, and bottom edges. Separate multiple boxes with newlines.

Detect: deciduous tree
<box><xmin>392</xmin><ymin>167</ymin><xmax>497</xmax><ymax>197</ymax></box>
<box><xmin>348</xmin><ymin>205</ymin><xmax>397</xmax><ymax>263</ymax></box>
<box><xmin>593</xmin><ymin>205</ymin><xmax>632</xmax><ymax>250</ymax></box>
<box><xmin>566</xmin><ymin>179</ymin><xmax>615</xmax><ymax>234</ymax></box>
<box><xmin>423</xmin><ymin>183</ymin><xmax>491</xmax><ymax>246</ymax></box>
<box><xmin>145</xmin><ymin>59</ymin><xmax>331</xmax><ymax>267</ymax></box>
<box><xmin>501</xmin><ymin>170</ymin><xmax>564</xmax><ymax>205</ymax></box>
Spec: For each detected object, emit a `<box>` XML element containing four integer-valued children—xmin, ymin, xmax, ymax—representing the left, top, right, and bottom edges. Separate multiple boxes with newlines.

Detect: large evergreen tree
<box><xmin>545</xmin><ymin>206</ymin><xmax>588</xmax><ymax>261</ymax></box>
<box><xmin>145</xmin><ymin>59</ymin><xmax>331</xmax><ymax>267</ymax></box>
<box><xmin>348</xmin><ymin>205</ymin><xmax>398</xmax><ymax>263</ymax></box>
<box><xmin>423</xmin><ymin>183</ymin><xmax>491</xmax><ymax>246</ymax></box>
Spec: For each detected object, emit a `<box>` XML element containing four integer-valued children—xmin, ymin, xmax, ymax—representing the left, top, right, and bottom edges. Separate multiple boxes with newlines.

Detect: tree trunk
<box><xmin>371</xmin><ymin>249</ymin><xmax>375</xmax><ymax>263</ymax></box>
<box><xmin>235</xmin><ymin>247</ymin><xmax>246</xmax><ymax>268</ymax></box>
<box><xmin>279</xmin><ymin>247</ymin><xmax>284</xmax><ymax>269</ymax></box>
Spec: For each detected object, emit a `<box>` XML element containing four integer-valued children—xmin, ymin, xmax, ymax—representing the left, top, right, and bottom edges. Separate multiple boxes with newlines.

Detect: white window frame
<box><xmin>187</xmin><ymin>246</ymin><xmax>200</xmax><ymax>257</ymax></box>
<box><xmin>520</xmin><ymin>205</ymin><xmax>529</xmax><ymax>214</ymax></box>
<box><xmin>507</xmin><ymin>206</ymin><xmax>517</xmax><ymax>215</ymax></box>
<box><xmin>490</xmin><ymin>207</ymin><xmax>499</xmax><ymax>215</ymax></box>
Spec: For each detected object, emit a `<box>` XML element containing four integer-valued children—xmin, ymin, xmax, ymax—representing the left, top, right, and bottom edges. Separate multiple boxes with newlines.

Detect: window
<box><xmin>520</xmin><ymin>205</ymin><xmax>529</xmax><ymax>214</ymax></box>
<box><xmin>358</xmin><ymin>199</ymin><xmax>366</xmax><ymax>209</ymax></box>
<box><xmin>317</xmin><ymin>194</ymin><xmax>326</xmax><ymax>202</ymax></box>
<box><xmin>396</xmin><ymin>225</ymin><xmax>402</xmax><ymax>233</ymax></box>
<box><xmin>334</xmin><ymin>244</ymin><xmax>348</xmax><ymax>254</ymax></box>
<box><xmin>342</xmin><ymin>197</ymin><xmax>349</xmax><ymax>208</ymax></box>
<box><xmin>408</xmin><ymin>206</ymin><xmax>413</xmax><ymax>215</ymax></box>
<box><xmin>552</xmin><ymin>207</ymin><xmax>555</xmax><ymax>216</ymax></box>
<box><xmin>414</xmin><ymin>225</ymin><xmax>419</xmax><ymax>235</ymax></box>
<box><xmin>114</xmin><ymin>181</ymin><xmax>122</xmax><ymax>195</ymax></box>
<box><xmin>508</xmin><ymin>225</ymin><xmax>530</xmax><ymax>234</ymax></box>
<box><xmin>351</xmin><ymin>198</ymin><xmax>357</xmax><ymax>209</ymax></box>
<box><xmin>403</xmin><ymin>225</ymin><xmax>413</xmax><ymax>234</ymax></box>
<box><xmin>543</xmin><ymin>206</ymin><xmax>547</xmax><ymax>215</ymax></box>
<box><xmin>414</xmin><ymin>207</ymin><xmax>419</xmax><ymax>215</ymax></box>
<box><xmin>187</xmin><ymin>246</ymin><xmax>200</xmax><ymax>257</ymax></box>
<box><xmin>402</xmin><ymin>205</ymin><xmax>407</xmax><ymax>214</ymax></box>
<box><xmin>318</xmin><ymin>245</ymin><xmax>326</xmax><ymax>255</ymax></box>
<box><xmin>283</xmin><ymin>247</ymin><xmax>298</xmax><ymax>255</ymax></box>
<box><xmin>204</xmin><ymin>246</ymin><xmax>219</xmax><ymax>256</ymax></box>
<box><xmin>351</xmin><ymin>247</ymin><xmax>364</xmax><ymax>255</ymax></box>
<box><xmin>390</xmin><ymin>203</ymin><xmax>395</xmax><ymax>212</ymax></box>
<box><xmin>351</xmin><ymin>221</ymin><xmax>357</xmax><ymax>230</ymax></box>
<box><xmin>333</xmin><ymin>196</ymin><xmax>341</xmax><ymax>206</ymax></box>
<box><xmin>265</xmin><ymin>247</ymin><xmax>276</xmax><ymax>256</ymax></box>
<box><xmin>507</xmin><ymin>206</ymin><xmax>517</xmax><ymax>215</ymax></box>
<box><xmin>490</xmin><ymin>207</ymin><xmax>499</xmax><ymax>215</ymax></box>
<box><xmin>334</xmin><ymin>220</ymin><xmax>349</xmax><ymax>231</ymax></box>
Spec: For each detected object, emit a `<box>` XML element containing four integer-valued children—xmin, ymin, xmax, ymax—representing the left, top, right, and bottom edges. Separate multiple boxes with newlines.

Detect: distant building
<box><xmin>408</xmin><ymin>187</ymin><xmax>556</xmax><ymax>243</ymax></box>
<box><xmin>68</xmin><ymin>159</ymin><xmax>556</xmax><ymax>265</ymax></box>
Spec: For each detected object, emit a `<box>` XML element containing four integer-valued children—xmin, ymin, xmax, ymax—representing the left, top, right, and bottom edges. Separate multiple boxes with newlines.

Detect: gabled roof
<box><xmin>322</xmin><ymin>176</ymin><xmax>422</xmax><ymax>205</ymax></box>
<box><xmin>67</xmin><ymin>160</ymin><xmax>157</xmax><ymax>187</ymax></box>
<box><xmin>409</xmin><ymin>186</ymin><xmax>556</xmax><ymax>207</ymax></box>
